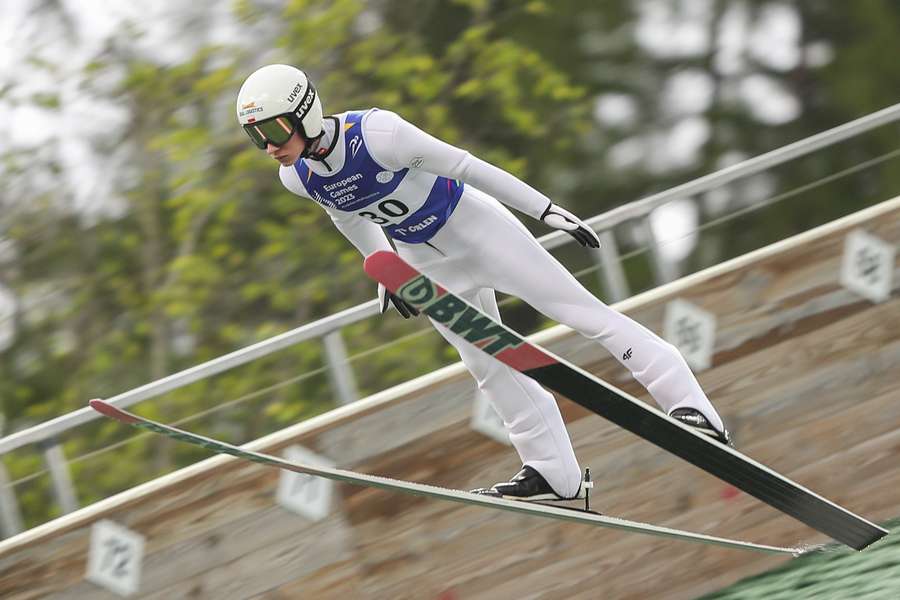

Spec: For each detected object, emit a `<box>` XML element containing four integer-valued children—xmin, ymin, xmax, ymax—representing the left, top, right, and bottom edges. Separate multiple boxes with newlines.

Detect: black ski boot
<box><xmin>669</xmin><ymin>407</ymin><xmax>733</xmax><ymax>446</ymax></box>
<box><xmin>470</xmin><ymin>465</ymin><xmax>575</xmax><ymax>501</ymax></box>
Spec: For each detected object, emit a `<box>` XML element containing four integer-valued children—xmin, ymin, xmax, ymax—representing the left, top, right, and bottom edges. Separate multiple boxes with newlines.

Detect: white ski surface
<box><xmin>90</xmin><ymin>399</ymin><xmax>808</xmax><ymax>556</ymax></box>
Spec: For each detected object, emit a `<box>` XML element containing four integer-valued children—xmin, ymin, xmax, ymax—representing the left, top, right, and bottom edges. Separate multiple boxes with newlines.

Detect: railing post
<box><xmin>592</xmin><ymin>230</ymin><xmax>630</xmax><ymax>303</ymax></box>
<box><xmin>40</xmin><ymin>439</ymin><xmax>79</xmax><ymax>515</ymax></box>
<box><xmin>323</xmin><ymin>329</ymin><xmax>359</xmax><ymax>406</ymax></box>
<box><xmin>0</xmin><ymin>460</ymin><xmax>24</xmax><ymax>538</ymax></box>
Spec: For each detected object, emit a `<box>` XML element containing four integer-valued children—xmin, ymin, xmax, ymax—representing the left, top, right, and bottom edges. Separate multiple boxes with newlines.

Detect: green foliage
<box><xmin>700</xmin><ymin>516</ymin><xmax>900</xmax><ymax>599</ymax></box>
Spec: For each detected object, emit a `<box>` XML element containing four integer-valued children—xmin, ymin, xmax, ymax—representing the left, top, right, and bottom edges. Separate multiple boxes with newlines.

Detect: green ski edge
<box><xmin>90</xmin><ymin>399</ymin><xmax>812</xmax><ymax>557</ymax></box>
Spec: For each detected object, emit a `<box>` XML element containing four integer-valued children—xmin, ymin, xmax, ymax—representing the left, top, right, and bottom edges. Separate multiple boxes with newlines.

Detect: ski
<box><xmin>89</xmin><ymin>399</ymin><xmax>805</xmax><ymax>556</ymax></box>
<box><xmin>363</xmin><ymin>250</ymin><xmax>888</xmax><ymax>551</ymax></box>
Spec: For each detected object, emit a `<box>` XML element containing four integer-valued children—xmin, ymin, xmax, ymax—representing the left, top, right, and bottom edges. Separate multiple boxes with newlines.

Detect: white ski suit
<box><xmin>279</xmin><ymin>108</ymin><xmax>724</xmax><ymax>497</ymax></box>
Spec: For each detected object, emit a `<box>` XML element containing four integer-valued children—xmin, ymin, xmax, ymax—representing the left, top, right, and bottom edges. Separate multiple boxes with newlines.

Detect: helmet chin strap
<box><xmin>303</xmin><ymin>135</ymin><xmax>331</xmax><ymax>171</ymax></box>
<box><xmin>304</xmin><ymin>136</ymin><xmax>326</xmax><ymax>158</ymax></box>
<box><xmin>299</xmin><ymin>117</ymin><xmax>336</xmax><ymax>171</ymax></box>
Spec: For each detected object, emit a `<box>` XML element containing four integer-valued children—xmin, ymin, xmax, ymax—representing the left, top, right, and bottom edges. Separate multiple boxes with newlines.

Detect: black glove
<box><xmin>378</xmin><ymin>283</ymin><xmax>419</xmax><ymax>318</ymax></box>
<box><xmin>540</xmin><ymin>203</ymin><xmax>601</xmax><ymax>248</ymax></box>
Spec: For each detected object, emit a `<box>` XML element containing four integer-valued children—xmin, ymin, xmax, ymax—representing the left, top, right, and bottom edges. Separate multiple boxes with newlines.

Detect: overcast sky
<box><xmin>0</xmin><ymin>0</ymin><xmax>250</xmax><ymax>220</ymax></box>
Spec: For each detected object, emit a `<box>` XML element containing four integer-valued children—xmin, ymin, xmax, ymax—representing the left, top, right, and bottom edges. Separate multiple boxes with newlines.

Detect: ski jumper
<box><xmin>279</xmin><ymin>108</ymin><xmax>725</xmax><ymax>498</ymax></box>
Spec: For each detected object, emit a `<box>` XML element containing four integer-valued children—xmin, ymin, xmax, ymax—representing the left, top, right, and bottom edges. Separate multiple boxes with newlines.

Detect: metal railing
<box><xmin>1</xmin><ymin>101</ymin><xmax>900</xmax><ymax>538</ymax></box>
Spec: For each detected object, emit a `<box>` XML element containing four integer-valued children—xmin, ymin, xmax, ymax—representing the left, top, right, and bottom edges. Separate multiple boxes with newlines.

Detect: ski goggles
<box><xmin>242</xmin><ymin>115</ymin><xmax>297</xmax><ymax>149</ymax></box>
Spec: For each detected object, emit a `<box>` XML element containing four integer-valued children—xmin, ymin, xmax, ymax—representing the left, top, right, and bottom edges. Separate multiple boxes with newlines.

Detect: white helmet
<box><xmin>236</xmin><ymin>64</ymin><xmax>324</xmax><ymax>147</ymax></box>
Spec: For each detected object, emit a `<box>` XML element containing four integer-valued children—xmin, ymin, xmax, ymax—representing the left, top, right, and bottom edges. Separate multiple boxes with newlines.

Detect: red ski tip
<box><xmin>89</xmin><ymin>398</ymin><xmax>140</xmax><ymax>424</ymax></box>
<box><xmin>363</xmin><ymin>251</ymin><xmax>422</xmax><ymax>294</ymax></box>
